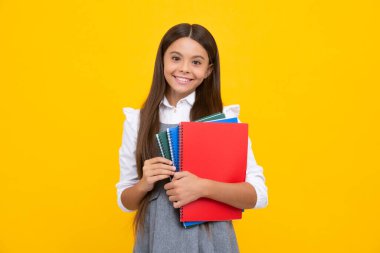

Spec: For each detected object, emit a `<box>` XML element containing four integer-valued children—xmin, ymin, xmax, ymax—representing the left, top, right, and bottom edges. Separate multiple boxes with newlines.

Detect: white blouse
<box><xmin>116</xmin><ymin>91</ymin><xmax>268</xmax><ymax>212</ymax></box>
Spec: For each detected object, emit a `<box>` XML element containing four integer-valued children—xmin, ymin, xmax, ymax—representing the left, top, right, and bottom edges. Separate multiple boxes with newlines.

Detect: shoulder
<box><xmin>222</xmin><ymin>104</ymin><xmax>240</xmax><ymax>118</ymax></box>
<box><xmin>122</xmin><ymin>107</ymin><xmax>140</xmax><ymax>121</ymax></box>
<box><xmin>122</xmin><ymin>107</ymin><xmax>141</xmax><ymax>132</ymax></box>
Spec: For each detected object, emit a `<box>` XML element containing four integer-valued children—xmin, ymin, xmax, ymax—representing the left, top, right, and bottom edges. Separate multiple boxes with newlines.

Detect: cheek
<box><xmin>163</xmin><ymin>70</ymin><xmax>172</xmax><ymax>82</ymax></box>
<box><xmin>194</xmin><ymin>68</ymin><xmax>209</xmax><ymax>79</ymax></box>
<box><xmin>164</xmin><ymin>62</ymin><xmax>176</xmax><ymax>75</ymax></box>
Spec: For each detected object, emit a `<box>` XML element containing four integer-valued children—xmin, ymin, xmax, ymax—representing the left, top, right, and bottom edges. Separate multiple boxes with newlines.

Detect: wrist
<box><xmin>137</xmin><ymin>179</ymin><xmax>151</xmax><ymax>193</ymax></box>
<box><xmin>200</xmin><ymin>178</ymin><xmax>212</xmax><ymax>198</ymax></box>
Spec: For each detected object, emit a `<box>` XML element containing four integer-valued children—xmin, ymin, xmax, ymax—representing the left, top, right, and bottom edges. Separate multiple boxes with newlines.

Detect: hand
<box><xmin>139</xmin><ymin>157</ymin><xmax>176</xmax><ymax>192</ymax></box>
<box><xmin>164</xmin><ymin>171</ymin><xmax>205</xmax><ymax>208</ymax></box>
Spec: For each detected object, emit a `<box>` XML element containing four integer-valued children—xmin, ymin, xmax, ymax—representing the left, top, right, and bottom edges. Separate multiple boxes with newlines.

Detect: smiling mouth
<box><xmin>174</xmin><ymin>75</ymin><xmax>193</xmax><ymax>84</ymax></box>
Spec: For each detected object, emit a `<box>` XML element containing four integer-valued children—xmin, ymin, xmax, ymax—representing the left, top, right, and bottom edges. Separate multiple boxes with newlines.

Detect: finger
<box><xmin>145</xmin><ymin>164</ymin><xmax>176</xmax><ymax>172</ymax></box>
<box><xmin>165</xmin><ymin>188</ymin><xmax>177</xmax><ymax>196</ymax></box>
<box><xmin>168</xmin><ymin>195</ymin><xmax>179</xmax><ymax>202</ymax></box>
<box><xmin>164</xmin><ymin>182</ymin><xmax>174</xmax><ymax>190</ymax></box>
<box><xmin>145</xmin><ymin>157</ymin><xmax>173</xmax><ymax>166</ymax></box>
<box><xmin>172</xmin><ymin>171</ymin><xmax>188</xmax><ymax>180</ymax></box>
<box><xmin>143</xmin><ymin>166</ymin><xmax>175</xmax><ymax>177</ymax></box>
<box><xmin>173</xmin><ymin>200</ymin><xmax>185</xmax><ymax>209</ymax></box>
<box><xmin>146</xmin><ymin>169</ymin><xmax>175</xmax><ymax>178</ymax></box>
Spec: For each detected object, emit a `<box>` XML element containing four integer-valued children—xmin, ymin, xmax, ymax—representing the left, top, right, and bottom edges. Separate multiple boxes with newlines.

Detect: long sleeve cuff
<box><xmin>247</xmin><ymin>180</ymin><xmax>268</xmax><ymax>209</ymax></box>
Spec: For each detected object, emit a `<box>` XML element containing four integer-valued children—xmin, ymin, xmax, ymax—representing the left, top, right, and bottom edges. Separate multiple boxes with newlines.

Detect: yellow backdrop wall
<box><xmin>1</xmin><ymin>0</ymin><xmax>379</xmax><ymax>252</ymax></box>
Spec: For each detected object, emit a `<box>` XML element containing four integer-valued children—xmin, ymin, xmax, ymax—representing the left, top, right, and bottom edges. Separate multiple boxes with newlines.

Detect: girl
<box><xmin>116</xmin><ymin>23</ymin><xmax>268</xmax><ymax>252</ymax></box>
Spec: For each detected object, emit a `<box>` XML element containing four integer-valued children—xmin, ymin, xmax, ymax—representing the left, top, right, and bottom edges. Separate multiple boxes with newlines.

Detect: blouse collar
<box><xmin>161</xmin><ymin>91</ymin><xmax>196</xmax><ymax>108</ymax></box>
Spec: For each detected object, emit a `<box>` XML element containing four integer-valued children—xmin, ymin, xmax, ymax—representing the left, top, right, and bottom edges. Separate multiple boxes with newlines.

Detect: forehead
<box><xmin>165</xmin><ymin>37</ymin><xmax>208</xmax><ymax>58</ymax></box>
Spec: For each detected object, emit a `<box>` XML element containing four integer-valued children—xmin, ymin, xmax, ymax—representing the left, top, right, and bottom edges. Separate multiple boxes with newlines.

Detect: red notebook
<box><xmin>179</xmin><ymin>122</ymin><xmax>248</xmax><ymax>222</ymax></box>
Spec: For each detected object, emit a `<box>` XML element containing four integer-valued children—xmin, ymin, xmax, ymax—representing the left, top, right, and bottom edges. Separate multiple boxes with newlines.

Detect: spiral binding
<box><xmin>155</xmin><ymin>134</ymin><xmax>165</xmax><ymax>158</ymax></box>
<box><xmin>179</xmin><ymin>123</ymin><xmax>184</xmax><ymax>221</ymax></box>
<box><xmin>167</xmin><ymin>129</ymin><xmax>174</xmax><ymax>165</ymax></box>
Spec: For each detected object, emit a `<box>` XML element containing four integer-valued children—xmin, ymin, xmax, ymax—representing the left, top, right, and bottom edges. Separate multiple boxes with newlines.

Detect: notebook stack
<box><xmin>155</xmin><ymin>113</ymin><xmax>248</xmax><ymax>228</ymax></box>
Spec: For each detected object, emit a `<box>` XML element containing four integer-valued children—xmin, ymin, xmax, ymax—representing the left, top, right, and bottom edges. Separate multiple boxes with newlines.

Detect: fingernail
<box><xmin>172</xmin><ymin>166</ymin><xmax>176</xmax><ymax>171</ymax></box>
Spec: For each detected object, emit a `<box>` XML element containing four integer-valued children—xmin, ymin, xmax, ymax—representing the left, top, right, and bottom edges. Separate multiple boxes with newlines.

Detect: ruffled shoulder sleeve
<box><xmin>222</xmin><ymin>104</ymin><xmax>240</xmax><ymax>118</ymax></box>
<box><xmin>122</xmin><ymin>107</ymin><xmax>140</xmax><ymax>128</ymax></box>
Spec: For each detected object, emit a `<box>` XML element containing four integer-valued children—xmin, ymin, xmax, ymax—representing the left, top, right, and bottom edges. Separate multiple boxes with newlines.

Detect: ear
<box><xmin>205</xmin><ymin>63</ymin><xmax>213</xmax><ymax>79</ymax></box>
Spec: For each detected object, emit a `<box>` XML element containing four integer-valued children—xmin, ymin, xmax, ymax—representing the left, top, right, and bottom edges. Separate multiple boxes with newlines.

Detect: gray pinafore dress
<box><xmin>133</xmin><ymin>123</ymin><xmax>239</xmax><ymax>253</ymax></box>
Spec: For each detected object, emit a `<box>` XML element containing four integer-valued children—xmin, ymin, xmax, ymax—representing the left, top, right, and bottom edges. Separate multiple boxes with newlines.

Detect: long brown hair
<box><xmin>134</xmin><ymin>23</ymin><xmax>223</xmax><ymax>234</ymax></box>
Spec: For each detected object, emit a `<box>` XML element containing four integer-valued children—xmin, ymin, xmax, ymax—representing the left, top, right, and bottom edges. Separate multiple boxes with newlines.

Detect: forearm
<box><xmin>201</xmin><ymin>180</ymin><xmax>257</xmax><ymax>209</ymax></box>
<box><xmin>121</xmin><ymin>181</ymin><xmax>149</xmax><ymax>211</ymax></box>
<box><xmin>121</xmin><ymin>157</ymin><xmax>175</xmax><ymax>210</ymax></box>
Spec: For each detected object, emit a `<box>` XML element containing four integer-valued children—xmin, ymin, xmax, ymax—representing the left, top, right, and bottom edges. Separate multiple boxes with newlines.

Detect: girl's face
<box><xmin>163</xmin><ymin>37</ymin><xmax>213</xmax><ymax>105</ymax></box>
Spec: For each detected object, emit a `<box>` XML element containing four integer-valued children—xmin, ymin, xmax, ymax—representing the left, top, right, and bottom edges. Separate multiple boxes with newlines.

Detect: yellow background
<box><xmin>1</xmin><ymin>0</ymin><xmax>379</xmax><ymax>252</ymax></box>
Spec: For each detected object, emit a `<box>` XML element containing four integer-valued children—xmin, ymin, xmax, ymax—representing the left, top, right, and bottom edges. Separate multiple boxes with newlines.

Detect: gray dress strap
<box><xmin>133</xmin><ymin>123</ymin><xmax>239</xmax><ymax>253</ymax></box>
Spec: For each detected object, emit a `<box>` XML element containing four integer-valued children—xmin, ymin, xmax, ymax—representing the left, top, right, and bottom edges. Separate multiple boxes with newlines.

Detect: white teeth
<box><xmin>175</xmin><ymin>76</ymin><xmax>192</xmax><ymax>84</ymax></box>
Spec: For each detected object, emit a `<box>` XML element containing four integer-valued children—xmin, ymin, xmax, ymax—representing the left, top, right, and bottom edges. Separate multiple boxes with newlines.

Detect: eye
<box><xmin>171</xmin><ymin>56</ymin><xmax>180</xmax><ymax>61</ymax></box>
<box><xmin>192</xmin><ymin>60</ymin><xmax>201</xmax><ymax>65</ymax></box>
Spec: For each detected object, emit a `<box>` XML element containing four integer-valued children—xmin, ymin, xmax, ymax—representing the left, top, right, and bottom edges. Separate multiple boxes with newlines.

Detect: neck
<box><xmin>165</xmin><ymin>90</ymin><xmax>192</xmax><ymax>107</ymax></box>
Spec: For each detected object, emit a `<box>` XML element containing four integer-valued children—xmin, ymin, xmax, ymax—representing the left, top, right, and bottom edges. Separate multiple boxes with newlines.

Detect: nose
<box><xmin>179</xmin><ymin>60</ymin><xmax>190</xmax><ymax>73</ymax></box>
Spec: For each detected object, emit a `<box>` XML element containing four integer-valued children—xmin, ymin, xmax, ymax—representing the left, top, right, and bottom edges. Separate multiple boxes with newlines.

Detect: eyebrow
<box><xmin>169</xmin><ymin>51</ymin><xmax>206</xmax><ymax>60</ymax></box>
